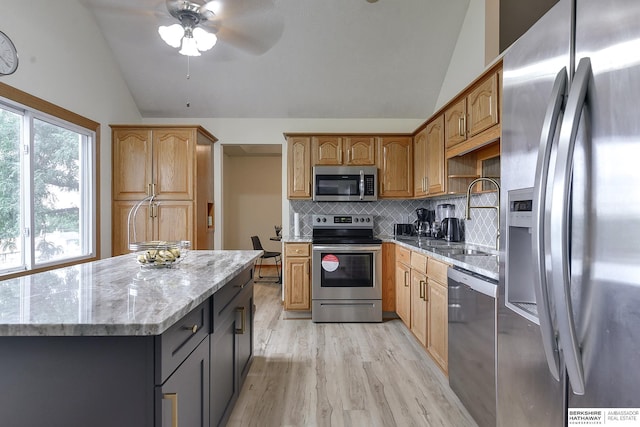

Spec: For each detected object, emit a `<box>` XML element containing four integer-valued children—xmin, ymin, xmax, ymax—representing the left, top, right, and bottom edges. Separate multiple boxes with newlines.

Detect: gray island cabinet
<box><xmin>0</xmin><ymin>250</ymin><xmax>261</xmax><ymax>427</ymax></box>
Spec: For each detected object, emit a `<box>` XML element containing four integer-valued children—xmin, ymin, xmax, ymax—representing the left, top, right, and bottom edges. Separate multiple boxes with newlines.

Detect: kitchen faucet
<box><xmin>465</xmin><ymin>177</ymin><xmax>501</xmax><ymax>251</ymax></box>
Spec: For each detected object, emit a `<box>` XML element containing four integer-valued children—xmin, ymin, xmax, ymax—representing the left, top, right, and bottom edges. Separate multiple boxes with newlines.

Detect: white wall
<box><xmin>1</xmin><ymin>0</ymin><xmax>142</xmax><ymax>258</ymax></box>
<box><xmin>434</xmin><ymin>0</ymin><xmax>487</xmax><ymax>112</ymax></box>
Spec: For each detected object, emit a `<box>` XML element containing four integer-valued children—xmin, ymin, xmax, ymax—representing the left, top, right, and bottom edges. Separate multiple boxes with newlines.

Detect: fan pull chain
<box><xmin>186</xmin><ymin>56</ymin><xmax>191</xmax><ymax>108</ymax></box>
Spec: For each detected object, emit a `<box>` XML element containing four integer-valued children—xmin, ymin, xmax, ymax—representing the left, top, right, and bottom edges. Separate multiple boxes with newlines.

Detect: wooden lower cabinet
<box><xmin>381</xmin><ymin>242</ymin><xmax>396</xmax><ymax>313</ymax></box>
<box><xmin>410</xmin><ymin>269</ymin><xmax>428</xmax><ymax>347</ymax></box>
<box><xmin>427</xmin><ymin>278</ymin><xmax>448</xmax><ymax>374</ymax></box>
<box><xmin>426</xmin><ymin>257</ymin><xmax>450</xmax><ymax>374</ymax></box>
<box><xmin>392</xmin><ymin>244</ymin><xmax>450</xmax><ymax>374</ymax></box>
<box><xmin>395</xmin><ymin>245</ymin><xmax>411</xmax><ymax>326</ymax></box>
<box><xmin>284</xmin><ymin>243</ymin><xmax>311</xmax><ymax>310</ymax></box>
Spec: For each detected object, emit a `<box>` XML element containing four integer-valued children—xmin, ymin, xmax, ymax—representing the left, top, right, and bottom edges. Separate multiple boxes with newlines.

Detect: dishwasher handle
<box><xmin>448</xmin><ymin>267</ymin><xmax>497</xmax><ymax>299</ymax></box>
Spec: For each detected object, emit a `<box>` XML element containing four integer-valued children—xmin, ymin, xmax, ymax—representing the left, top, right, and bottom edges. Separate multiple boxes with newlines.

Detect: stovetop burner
<box><xmin>311</xmin><ymin>214</ymin><xmax>381</xmax><ymax>244</ymax></box>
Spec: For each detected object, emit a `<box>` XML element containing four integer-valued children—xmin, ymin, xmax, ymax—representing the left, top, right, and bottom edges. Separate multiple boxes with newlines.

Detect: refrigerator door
<box><xmin>566</xmin><ymin>0</ymin><xmax>640</xmax><ymax>407</ymax></box>
<box><xmin>498</xmin><ymin>0</ymin><xmax>569</xmax><ymax>425</ymax></box>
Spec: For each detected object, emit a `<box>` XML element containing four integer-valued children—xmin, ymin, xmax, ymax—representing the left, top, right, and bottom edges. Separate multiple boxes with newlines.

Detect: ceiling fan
<box><xmin>157</xmin><ymin>0</ymin><xmax>284</xmax><ymax>57</ymax></box>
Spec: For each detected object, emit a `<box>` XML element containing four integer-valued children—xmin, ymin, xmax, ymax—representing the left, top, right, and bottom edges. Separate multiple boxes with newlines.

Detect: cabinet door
<box><xmin>427</xmin><ymin>279</ymin><xmax>448</xmax><ymax>374</ymax></box>
<box><xmin>287</xmin><ymin>137</ymin><xmax>311</xmax><ymax>199</ymax></box>
<box><xmin>345</xmin><ymin>136</ymin><xmax>376</xmax><ymax>165</ymax></box>
<box><xmin>312</xmin><ymin>136</ymin><xmax>343</xmax><ymax>165</ymax></box>
<box><xmin>112</xmin><ymin>128</ymin><xmax>153</xmax><ymax>200</ymax></box>
<box><xmin>444</xmin><ymin>99</ymin><xmax>467</xmax><ymax>149</ymax></box>
<box><xmin>112</xmin><ymin>201</ymin><xmax>152</xmax><ymax>256</ymax></box>
<box><xmin>413</xmin><ymin>128</ymin><xmax>428</xmax><ymax>198</ymax></box>
<box><xmin>159</xmin><ymin>336</ymin><xmax>210</xmax><ymax>427</ymax></box>
<box><xmin>236</xmin><ymin>284</ymin><xmax>254</xmax><ymax>384</ymax></box>
<box><xmin>154</xmin><ymin>201</ymin><xmax>194</xmax><ymax>243</ymax></box>
<box><xmin>153</xmin><ymin>129</ymin><xmax>195</xmax><ymax>200</ymax></box>
<box><xmin>410</xmin><ymin>270</ymin><xmax>428</xmax><ymax>347</ymax></box>
<box><xmin>425</xmin><ymin>115</ymin><xmax>445</xmax><ymax>195</ymax></box>
<box><xmin>379</xmin><ymin>136</ymin><xmax>413</xmax><ymax>198</ymax></box>
<box><xmin>395</xmin><ymin>261</ymin><xmax>411</xmax><ymax>327</ymax></box>
<box><xmin>468</xmin><ymin>72</ymin><xmax>499</xmax><ymax>137</ymax></box>
<box><xmin>210</xmin><ymin>311</ymin><xmax>237</xmax><ymax>427</ymax></box>
<box><xmin>284</xmin><ymin>257</ymin><xmax>310</xmax><ymax>310</ymax></box>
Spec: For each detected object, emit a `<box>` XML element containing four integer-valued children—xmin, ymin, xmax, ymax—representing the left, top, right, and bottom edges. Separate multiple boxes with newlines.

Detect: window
<box><xmin>0</xmin><ymin>84</ymin><xmax>99</xmax><ymax>277</ymax></box>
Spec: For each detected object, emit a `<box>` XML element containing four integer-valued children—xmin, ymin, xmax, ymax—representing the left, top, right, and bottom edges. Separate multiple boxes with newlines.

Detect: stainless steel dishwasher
<box><xmin>448</xmin><ymin>266</ymin><xmax>497</xmax><ymax>427</ymax></box>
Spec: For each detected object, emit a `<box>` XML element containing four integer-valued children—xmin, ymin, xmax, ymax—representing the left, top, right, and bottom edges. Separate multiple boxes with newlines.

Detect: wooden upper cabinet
<box><xmin>112</xmin><ymin>129</ymin><xmax>153</xmax><ymax>201</ymax></box>
<box><xmin>468</xmin><ymin>71</ymin><xmax>499</xmax><ymax>137</ymax></box>
<box><xmin>112</xmin><ymin>127</ymin><xmax>194</xmax><ymax>201</ymax></box>
<box><xmin>379</xmin><ymin>136</ymin><xmax>413</xmax><ymax>198</ymax></box>
<box><xmin>287</xmin><ymin>136</ymin><xmax>312</xmax><ymax>199</ymax></box>
<box><xmin>312</xmin><ymin>136</ymin><xmax>343</xmax><ymax>165</ymax></box>
<box><xmin>426</xmin><ymin>115</ymin><xmax>445</xmax><ymax>195</ymax></box>
<box><xmin>344</xmin><ymin>136</ymin><xmax>376</xmax><ymax>165</ymax></box>
<box><xmin>312</xmin><ymin>136</ymin><xmax>376</xmax><ymax>166</ymax></box>
<box><xmin>152</xmin><ymin>129</ymin><xmax>194</xmax><ymax>200</ymax></box>
<box><xmin>444</xmin><ymin>69</ymin><xmax>500</xmax><ymax>151</ymax></box>
<box><xmin>413</xmin><ymin>128</ymin><xmax>428</xmax><ymax>198</ymax></box>
<box><xmin>444</xmin><ymin>98</ymin><xmax>467</xmax><ymax>150</ymax></box>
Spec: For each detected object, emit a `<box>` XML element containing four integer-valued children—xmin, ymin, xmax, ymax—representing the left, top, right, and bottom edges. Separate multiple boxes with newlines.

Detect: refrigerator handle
<box><xmin>532</xmin><ymin>67</ymin><xmax>568</xmax><ymax>382</ymax></box>
<box><xmin>550</xmin><ymin>57</ymin><xmax>592</xmax><ymax>396</ymax></box>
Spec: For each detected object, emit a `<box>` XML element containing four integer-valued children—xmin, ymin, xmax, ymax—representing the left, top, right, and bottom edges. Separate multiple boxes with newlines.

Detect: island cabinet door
<box><xmin>210</xmin><ymin>304</ymin><xmax>238</xmax><ymax>427</ymax></box>
<box><xmin>157</xmin><ymin>336</ymin><xmax>210</xmax><ymax>427</ymax></box>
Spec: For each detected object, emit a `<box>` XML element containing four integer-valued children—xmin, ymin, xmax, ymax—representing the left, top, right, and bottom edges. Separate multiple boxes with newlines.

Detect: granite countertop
<box><xmin>279</xmin><ymin>234</ymin><xmax>497</xmax><ymax>279</ymax></box>
<box><xmin>384</xmin><ymin>236</ymin><xmax>499</xmax><ymax>280</ymax></box>
<box><xmin>0</xmin><ymin>250</ymin><xmax>262</xmax><ymax>337</ymax></box>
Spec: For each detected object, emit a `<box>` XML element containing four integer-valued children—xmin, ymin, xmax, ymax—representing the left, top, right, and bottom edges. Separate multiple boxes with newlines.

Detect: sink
<box><xmin>435</xmin><ymin>248</ymin><xmax>493</xmax><ymax>257</ymax></box>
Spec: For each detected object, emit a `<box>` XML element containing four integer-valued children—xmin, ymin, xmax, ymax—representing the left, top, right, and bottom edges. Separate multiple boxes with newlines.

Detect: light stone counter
<box><xmin>382</xmin><ymin>236</ymin><xmax>499</xmax><ymax>280</ymax></box>
<box><xmin>0</xmin><ymin>250</ymin><xmax>262</xmax><ymax>337</ymax></box>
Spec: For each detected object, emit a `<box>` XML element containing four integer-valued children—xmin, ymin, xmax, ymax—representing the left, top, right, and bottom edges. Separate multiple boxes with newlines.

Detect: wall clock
<box><xmin>0</xmin><ymin>31</ymin><xmax>19</xmax><ymax>75</ymax></box>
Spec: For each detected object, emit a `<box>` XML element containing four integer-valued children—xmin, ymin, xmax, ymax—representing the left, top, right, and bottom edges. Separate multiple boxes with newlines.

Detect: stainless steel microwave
<box><xmin>312</xmin><ymin>166</ymin><xmax>378</xmax><ymax>202</ymax></box>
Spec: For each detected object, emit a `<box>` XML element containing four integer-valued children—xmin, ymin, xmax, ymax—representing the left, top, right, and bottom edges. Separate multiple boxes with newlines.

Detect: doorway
<box><xmin>222</xmin><ymin>144</ymin><xmax>283</xmax><ymax>259</ymax></box>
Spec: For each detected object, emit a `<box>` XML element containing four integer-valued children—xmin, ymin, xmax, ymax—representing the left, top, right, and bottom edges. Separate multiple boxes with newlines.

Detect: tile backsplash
<box><xmin>289</xmin><ymin>192</ymin><xmax>499</xmax><ymax>249</ymax></box>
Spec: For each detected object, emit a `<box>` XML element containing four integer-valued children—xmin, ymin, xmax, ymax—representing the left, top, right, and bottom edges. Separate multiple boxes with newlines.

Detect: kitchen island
<box><xmin>0</xmin><ymin>250</ymin><xmax>261</xmax><ymax>427</ymax></box>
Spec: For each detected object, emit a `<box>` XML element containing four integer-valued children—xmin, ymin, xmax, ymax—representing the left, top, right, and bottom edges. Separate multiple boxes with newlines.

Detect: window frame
<box><xmin>0</xmin><ymin>82</ymin><xmax>100</xmax><ymax>279</ymax></box>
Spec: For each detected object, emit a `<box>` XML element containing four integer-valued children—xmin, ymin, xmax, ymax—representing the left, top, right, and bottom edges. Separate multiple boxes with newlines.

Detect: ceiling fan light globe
<box><xmin>179</xmin><ymin>36</ymin><xmax>201</xmax><ymax>56</ymax></box>
<box><xmin>158</xmin><ymin>24</ymin><xmax>184</xmax><ymax>48</ymax></box>
<box><xmin>193</xmin><ymin>27</ymin><xmax>217</xmax><ymax>51</ymax></box>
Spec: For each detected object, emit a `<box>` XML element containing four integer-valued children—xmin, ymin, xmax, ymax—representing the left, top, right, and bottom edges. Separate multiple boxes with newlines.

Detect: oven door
<box><xmin>312</xmin><ymin>244</ymin><xmax>382</xmax><ymax>300</ymax></box>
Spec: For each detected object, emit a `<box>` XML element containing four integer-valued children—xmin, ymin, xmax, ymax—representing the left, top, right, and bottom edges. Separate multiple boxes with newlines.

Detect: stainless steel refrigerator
<box><xmin>499</xmin><ymin>0</ymin><xmax>640</xmax><ymax>425</ymax></box>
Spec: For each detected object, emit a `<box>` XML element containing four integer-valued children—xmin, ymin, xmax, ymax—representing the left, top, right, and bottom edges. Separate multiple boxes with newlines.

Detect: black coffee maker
<box><xmin>415</xmin><ymin>208</ymin><xmax>435</xmax><ymax>237</ymax></box>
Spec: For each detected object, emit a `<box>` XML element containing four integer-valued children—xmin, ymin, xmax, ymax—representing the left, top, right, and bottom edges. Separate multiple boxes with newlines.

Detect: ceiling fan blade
<box><xmin>203</xmin><ymin>0</ymin><xmax>284</xmax><ymax>55</ymax></box>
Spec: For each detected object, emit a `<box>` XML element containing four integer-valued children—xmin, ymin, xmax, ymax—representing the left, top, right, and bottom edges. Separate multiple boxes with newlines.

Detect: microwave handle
<box><xmin>359</xmin><ymin>170</ymin><xmax>365</xmax><ymax>200</ymax></box>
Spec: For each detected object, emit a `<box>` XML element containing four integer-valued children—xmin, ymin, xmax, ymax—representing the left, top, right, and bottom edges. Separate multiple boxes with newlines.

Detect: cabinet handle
<box><xmin>235</xmin><ymin>306</ymin><xmax>246</xmax><ymax>334</ymax></box>
<box><xmin>404</xmin><ymin>271</ymin><xmax>409</xmax><ymax>287</ymax></box>
<box><xmin>147</xmin><ymin>183</ymin><xmax>152</xmax><ymax>197</ymax></box>
<box><xmin>424</xmin><ymin>177</ymin><xmax>428</xmax><ymax>192</ymax></box>
<box><xmin>339</xmin><ymin>149</ymin><xmax>343</xmax><ymax>164</ymax></box>
<box><xmin>419</xmin><ymin>280</ymin><xmax>425</xmax><ymax>300</ymax></box>
<box><xmin>163</xmin><ymin>393</ymin><xmax>178</xmax><ymax>427</ymax></box>
<box><xmin>459</xmin><ymin>116</ymin><xmax>466</xmax><ymax>137</ymax></box>
<box><xmin>346</xmin><ymin>149</ymin><xmax>350</xmax><ymax>164</ymax></box>
<box><xmin>183</xmin><ymin>324</ymin><xmax>198</xmax><ymax>334</ymax></box>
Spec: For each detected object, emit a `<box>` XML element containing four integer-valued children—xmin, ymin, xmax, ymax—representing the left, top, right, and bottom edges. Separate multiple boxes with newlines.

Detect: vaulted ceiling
<box><xmin>80</xmin><ymin>0</ymin><xmax>471</xmax><ymax>119</ymax></box>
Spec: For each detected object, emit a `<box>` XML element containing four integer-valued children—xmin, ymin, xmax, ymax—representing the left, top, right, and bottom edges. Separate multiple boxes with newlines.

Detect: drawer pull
<box><xmin>183</xmin><ymin>324</ymin><xmax>198</xmax><ymax>334</ymax></box>
<box><xmin>235</xmin><ymin>307</ymin><xmax>246</xmax><ymax>334</ymax></box>
<box><xmin>163</xmin><ymin>393</ymin><xmax>178</xmax><ymax>427</ymax></box>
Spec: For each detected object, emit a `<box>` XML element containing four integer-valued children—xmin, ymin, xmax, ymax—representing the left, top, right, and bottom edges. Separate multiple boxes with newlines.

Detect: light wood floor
<box><xmin>227</xmin><ymin>282</ymin><xmax>477</xmax><ymax>427</ymax></box>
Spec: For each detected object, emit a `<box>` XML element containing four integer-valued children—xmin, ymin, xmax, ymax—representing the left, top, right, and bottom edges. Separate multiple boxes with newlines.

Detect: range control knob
<box><xmin>354</xmin><ymin>218</ymin><xmax>359</xmax><ymax>223</ymax></box>
<box><xmin>316</xmin><ymin>217</ymin><xmax>321</xmax><ymax>223</ymax></box>
<box><xmin>322</xmin><ymin>217</ymin><xmax>327</xmax><ymax>222</ymax></box>
<box><xmin>366</xmin><ymin>217</ymin><xmax>371</xmax><ymax>222</ymax></box>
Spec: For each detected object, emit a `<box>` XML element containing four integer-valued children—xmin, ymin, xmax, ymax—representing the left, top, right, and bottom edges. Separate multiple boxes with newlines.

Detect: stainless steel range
<box><xmin>311</xmin><ymin>214</ymin><xmax>382</xmax><ymax>323</ymax></box>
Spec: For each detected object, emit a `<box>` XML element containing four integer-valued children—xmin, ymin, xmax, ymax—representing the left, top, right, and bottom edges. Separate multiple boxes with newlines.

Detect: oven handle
<box><xmin>312</xmin><ymin>245</ymin><xmax>382</xmax><ymax>252</ymax></box>
<box><xmin>359</xmin><ymin>170</ymin><xmax>365</xmax><ymax>200</ymax></box>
